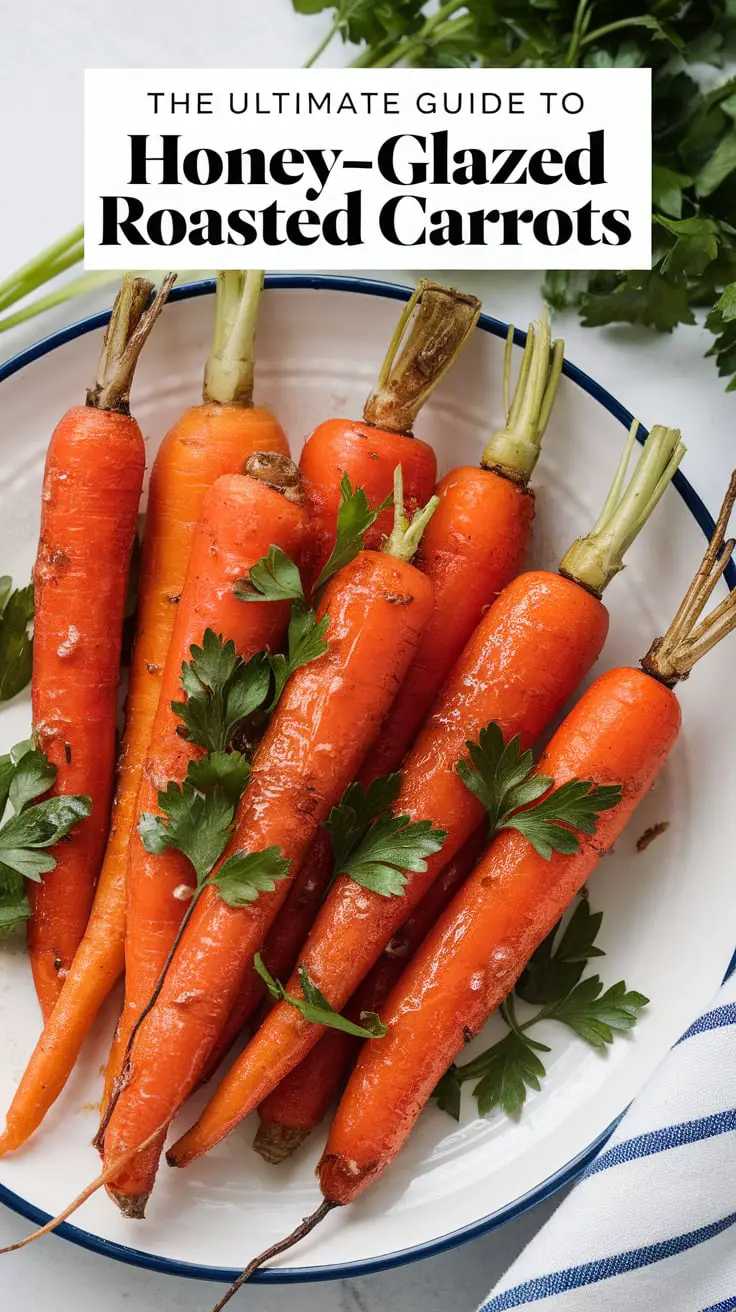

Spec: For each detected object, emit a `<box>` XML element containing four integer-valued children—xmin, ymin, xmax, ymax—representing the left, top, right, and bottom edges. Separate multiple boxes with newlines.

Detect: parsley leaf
<box><xmin>254</xmin><ymin>954</ymin><xmax>387</xmax><ymax>1038</ymax></box>
<box><xmin>185</xmin><ymin>750</ymin><xmax>251</xmax><ymax>805</ymax></box>
<box><xmin>545</xmin><ymin>977</ymin><xmax>650</xmax><ymax>1048</ymax></box>
<box><xmin>269</xmin><ymin>602</ymin><xmax>330</xmax><ymax>707</ymax></box>
<box><xmin>172</xmin><ymin>629</ymin><xmax>272</xmax><ymax>754</ymax></box>
<box><xmin>212</xmin><ymin>847</ymin><xmax>291</xmax><ymax>906</ymax></box>
<box><xmin>0</xmin><ymin>579</ymin><xmax>33</xmax><ymax>703</ymax></box>
<box><xmin>8</xmin><ymin>749</ymin><xmax>57</xmax><ymax>815</ymax></box>
<box><xmin>464</xmin><ymin>1031</ymin><xmax>549</xmax><ymax>1119</ymax></box>
<box><xmin>314</xmin><ymin>474</ymin><xmax>392</xmax><ymax>590</ymax></box>
<box><xmin>336</xmin><ymin>811</ymin><xmax>447</xmax><ymax>897</ymax></box>
<box><xmin>138</xmin><ymin>779</ymin><xmax>236</xmax><ymax>887</ymax></box>
<box><xmin>323</xmin><ymin>773</ymin><xmax>402</xmax><ymax>880</ymax></box>
<box><xmin>508</xmin><ymin>781</ymin><xmax>622</xmax><ymax>860</ymax></box>
<box><xmin>516</xmin><ymin>900</ymin><xmax>605</xmax><ymax>1007</ymax></box>
<box><xmin>234</xmin><ymin>545</ymin><xmax>305</xmax><ymax>606</ymax></box>
<box><xmin>457</xmin><ymin>723</ymin><xmax>622</xmax><ymax>860</ymax></box>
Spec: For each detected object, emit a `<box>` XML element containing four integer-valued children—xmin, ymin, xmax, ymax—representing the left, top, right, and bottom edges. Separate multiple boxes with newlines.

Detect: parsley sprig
<box><xmin>315</xmin><ymin>474</ymin><xmax>392</xmax><ymax>590</ymax></box>
<box><xmin>172</xmin><ymin>630</ymin><xmax>272</xmax><ymax>755</ymax></box>
<box><xmin>323</xmin><ymin>773</ymin><xmax>447</xmax><ymax>898</ymax></box>
<box><xmin>0</xmin><ymin>577</ymin><xmax>34</xmax><ymax>704</ymax></box>
<box><xmin>434</xmin><ymin>901</ymin><xmax>649</xmax><ymax>1121</ymax></box>
<box><xmin>254</xmin><ymin>953</ymin><xmax>387</xmax><ymax>1039</ymax></box>
<box><xmin>458</xmin><ymin>724</ymin><xmax>622</xmax><ymax>860</ymax></box>
<box><xmin>0</xmin><ymin>739</ymin><xmax>91</xmax><ymax>935</ymax></box>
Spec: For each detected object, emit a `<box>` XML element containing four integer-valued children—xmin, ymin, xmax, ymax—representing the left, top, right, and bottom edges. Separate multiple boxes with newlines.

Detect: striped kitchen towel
<box><xmin>479</xmin><ymin>970</ymin><xmax>736</xmax><ymax>1312</ymax></box>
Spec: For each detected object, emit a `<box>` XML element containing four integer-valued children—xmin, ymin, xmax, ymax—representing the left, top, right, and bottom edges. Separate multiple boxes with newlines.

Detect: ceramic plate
<box><xmin>0</xmin><ymin>276</ymin><xmax>733</xmax><ymax>1285</ymax></box>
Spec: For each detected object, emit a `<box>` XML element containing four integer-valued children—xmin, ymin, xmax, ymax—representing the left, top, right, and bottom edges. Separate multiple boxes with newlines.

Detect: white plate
<box><xmin>0</xmin><ymin>276</ymin><xmax>732</xmax><ymax>1285</ymax></box>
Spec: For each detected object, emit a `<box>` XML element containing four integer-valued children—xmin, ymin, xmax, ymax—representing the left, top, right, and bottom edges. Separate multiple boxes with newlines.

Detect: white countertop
<box><xmin>0</xmin><ymin>3</ymin><xmax>733</xmax><ymax>1307</ymax></box>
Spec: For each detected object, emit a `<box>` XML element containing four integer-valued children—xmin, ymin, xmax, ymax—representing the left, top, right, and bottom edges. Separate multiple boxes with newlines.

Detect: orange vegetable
<box><xmin>168</xmin><ymin>422</ymin><xmax>683</xmax><ymax>1169</ymax></box>
<box><xmin>300</xmin><ymin>280</ymin><xmax>479</xmax><ymax>589</ymax></box>
<box><xmin>100</xmin><ymin>527</ymin><xmax>436</xmax><ymax>1216</ymax></box>
<box><xmin>29</xmin><ymin>275</ymin><xmax>172</xmax><ymax>1018</ymax></box>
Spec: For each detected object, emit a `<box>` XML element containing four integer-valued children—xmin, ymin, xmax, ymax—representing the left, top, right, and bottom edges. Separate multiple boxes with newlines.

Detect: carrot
<box><xmin>7</xmin><ymin>272</ymin><xmax>288</xmax><ymax>1087</ymax></box>
<box><xmin>99</xmin><ymin>497</ymin><xmax>438</xmax><ymax>1216</ymax></box>
<box><xmin>300</xmin><ymin>280</ymin><xmax>480</xmax><ymax>590</ymax></box>
<box><xmin>28</xmin><ymin>274</ymin><xmax>173</xmax><ymax>1019</ymax></box>
<box><xmin>254</xmin><ymin>827</ymin><xmax>488</xmax><ymax>1163</ymax></box>
<box><xmin>211</xmin><ymin>473</ymin><xmax>736</xmax><ymax>1301</ymax></box>
<box><xmin>168</xmin><ymin>420</ymin><xmax>684</xmax><ymax>1169</ymax></box>
<box><xmin>97</xmin><ymin>460</ymin><xmax>308</xmax><ymax>1117</ymax></box>
<box><xmin>208</xmin><ymin>316</ymin><xmax>563</xmax><ymax>1075</ymax></box>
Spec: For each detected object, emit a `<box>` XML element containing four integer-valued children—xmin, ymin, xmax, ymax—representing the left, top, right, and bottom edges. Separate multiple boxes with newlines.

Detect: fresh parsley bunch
<box><xmin>297</xmin><ymin>0</ymin><xmax>736</xmax><ymax>389</ymax></box>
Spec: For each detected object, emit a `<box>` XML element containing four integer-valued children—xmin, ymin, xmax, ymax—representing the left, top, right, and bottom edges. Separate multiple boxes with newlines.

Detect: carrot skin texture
<box><xmin>256</xmin><ymin>828</ymin><xmax>488</xmax><ymax>1145</ymax></box>
<box><xmin>104</xmin><ymin>473</ymin><xmax>307</xmax><ymax>1114</ymax></box>
<box><xmin>299</xmin><ymin>420</ymin><xmax>436</xmax><ymax>590</ymax></box>
<box><xmin>29</xmin><ymin>406</ymin><xmax>146</xmax><ymax>1018</ymax></box>
<box><xmin>101</xmin><ymin>550</ymin><xmax>434</xmax><ymax>1208</ymax></box>
<box><xmin>362</xmin><ymin>467</ymin><xmax>534</xmax><ymax>782</ymax></box>
<box><xmin>0</xmin><ymin>405</ymin><xmax>288</xmax><ymax>1152</ymax></box>
<box><xmin>319</xmin><ymin>667</ymin><xmax>681</xmax><ymax>1204</ymax></box>
<box><xmin>170</xmin><ymin>569</ymin><xmax>609</xmax><ymax>1167</ymax></box>
<box><xmin>218</xmin><ymin>467</ymin><xmax>533</xmax><ymax>1075</ymax></box>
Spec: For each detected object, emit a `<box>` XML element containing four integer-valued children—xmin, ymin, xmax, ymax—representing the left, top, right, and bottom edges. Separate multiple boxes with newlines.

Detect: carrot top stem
<box><xmin>244</xmin><ymin>451</ymin><xmax>304</xmax><ymax>501</ymax></box>
<box><xmin>382</xmin><ymin>464</ymin><xmax>440</xmax><ymax>562</ymax></box>
<box><xmin>642</xmin><ymin>469</ymin><xmax>736</xmax><ymax>684</ymax></box>
<box><xmin>210</xmin><ymin>1201</ymin><xmax>336</xmax><ymax>1311</ymax></box>
<box><xmin>363</xmin><ymin>280</ymin><xmax>481</xmax><ymax>435</ymax></box>
<box><xmin>86</xmin><ymin>273</ymin><xmax>175</xmax><ymax>414</ymax></box>
<box><xmin>203</xmin><ymin>270</ymin><xmax>265</xmax><ymax>407</ymax></box>
<box><xmin>559</xmin><ymin>421</ymin><xmax>685</xmax><ymax>596</ymax></box>
<box><xmin>481</xmin><ymin>312</ymin><xmax>565</xmax><ymax>485</ymax></box>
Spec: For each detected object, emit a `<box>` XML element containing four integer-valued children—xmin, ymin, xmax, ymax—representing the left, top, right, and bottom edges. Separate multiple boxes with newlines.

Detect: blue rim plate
<box><xmin>0</xmin><ymin>274</ymin><xmax>733</xmax><ymax>1286</ymax></box>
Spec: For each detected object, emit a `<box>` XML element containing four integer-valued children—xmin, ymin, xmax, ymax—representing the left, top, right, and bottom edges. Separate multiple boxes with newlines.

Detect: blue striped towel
<box><xmin>479</xmin><ymin>972</ymin><xmax>736</xmax><ymax>1312</ymax></box>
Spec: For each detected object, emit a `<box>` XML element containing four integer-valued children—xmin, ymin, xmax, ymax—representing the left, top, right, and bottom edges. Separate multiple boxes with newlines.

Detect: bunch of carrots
<box><xmin>2</xmin><ymin>266</ymin><xmax>736</xmax><ymax>1310</ymax></box>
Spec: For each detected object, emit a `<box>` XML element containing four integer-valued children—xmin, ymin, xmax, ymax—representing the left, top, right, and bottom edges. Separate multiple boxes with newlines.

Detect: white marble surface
<box><xmin>0</xmin><ymin>2</ymin><xmax>734</xmax><ymax>1307</ymax></box>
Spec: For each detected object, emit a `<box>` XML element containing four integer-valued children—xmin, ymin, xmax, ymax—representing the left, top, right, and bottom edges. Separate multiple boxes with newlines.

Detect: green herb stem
<box><xmin>0</xmin><ymin>225</ymin><xmax>84</xmax><ymax>316</ymax></box>
<box><xmin>202</xmin><ymin>270</ymin><xmax>264</xmax><ymax>407</ymax></box>
<box><xmin>559</xmin><ymin>421</ymin><xmax>685</xmax><ymax>596</ymax></box>
<box><xmin>304</xmin><ymin>18</ymin><xmax>340</xmax><ymax>67</ymax></box>
<box><xmin>481</xmin><ymin>313</ymin><xmax>565</xmax><ymax>485</ymax></box>
<box><xmin>0</xmin><ymin>271</ymin><xmax>118</xmax><ymax>335</ymax></box>
<box><xmin>383</xmin><ymin>465</ymin><xmax>439</xmax><ymax>562</ymax></box>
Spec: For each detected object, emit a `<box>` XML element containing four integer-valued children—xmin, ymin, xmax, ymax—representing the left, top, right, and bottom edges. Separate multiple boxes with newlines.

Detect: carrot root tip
<box><xmin>105</xmin><ymin>1186</ymin><xmax>149</xmax><ymax>1220</ymax></box>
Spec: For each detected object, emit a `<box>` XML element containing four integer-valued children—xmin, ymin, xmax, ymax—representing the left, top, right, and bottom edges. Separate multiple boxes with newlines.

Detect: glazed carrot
<box><xmin>100</xmin><ymin>501</ymin><xmax>438</xmax><ymax>1216</ymax></box>
<box><xmin>254</xmin><ymin>827</ymin><xmax>488</xmax><ymax>1163</ymax></box>
<box><xmin>208</xmin><ymin>317</ymin><xmax>563</xmax><ymax>1074</ymax></box>
<box><xmin>210</xmin><ymin>476</ymin><xmax>736</xmax><ymax>1300</ymax></box>
<box><xmin>12</xmin><ymin>272</ymin><xmax>288</xmax><ymax>1075</ymax></box>
<box><xmin>29</xmin><ymin>275</ymin><xmax>173</xmax><ymax>1019</ymax></box>
<box><xmin>100</xmin><ymin>460</ymin><xmax>308</xmax><ymax>1115</ymax></box>
<box><xmin>300</xmin><ymin>280</ymin><xmax>479</xmax><ymax>590</ymax></box>
<box><xmin>169</xmin><ymin>420</ymin><xmax>684</xmax><ymax>1169</ymax></box>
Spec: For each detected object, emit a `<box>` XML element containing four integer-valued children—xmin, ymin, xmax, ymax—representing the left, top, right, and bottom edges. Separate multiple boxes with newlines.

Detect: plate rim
<box><xmin>0</xmin><ymin>272</ymin><xmax>733</xmax><ymax>1286</ymax></box>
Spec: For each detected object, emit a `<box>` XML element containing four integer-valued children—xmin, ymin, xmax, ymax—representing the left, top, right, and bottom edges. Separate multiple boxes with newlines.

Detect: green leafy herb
<box><xmin>185</xmin><ymin>750</ymin><xmax>251</xmax><ymax>805</ymax></box>
<box><xmin>315</xmin><ymin>474</ymin><xmax>392</xmax><ymax>590</ymax></box>
<box><xmin>335</xmin><ymin>810</ymin><xmax>447</xmax><ymax>897</ymax></box>
<box><xmin>269</xmin><ymin>603</ymin><xmax>330</xmax><ymax>706</ymax></box>
<box><xmin>234</xmin><ymin>545</ymin><xmax>305</xmax><ymax>605</ymax></box>
<box><xmin>457</xmin><ymin>724</ymin><xmax>621</xmax><ymax>860</ymax></box>
<box><xmin>172</xmin><ymin>628</ymin><xmax>272</xmax><ymax>754</ymax></box>
<box><xmin>296</xmin><ymin>1</ymin><xmax>736</xmax><ymax>390</ymax></box>
<box><xmin>516</xmin><ymin>899</ymin><xmax>605</xmax><ymax>1006</ymax></box>
<box><xmin>323</xmin><ymin>773</ymin><xmax>402</xmax><ymax>879</ymax></box>
<box><xmin>0</xmin><ymin>579</ymin><xmax>33</xmax><ymax>703</ymax></box>
<box><xmin>138</xmin><ymin>777</ymin><xmax>236</xmax><ymax>887</ymax></box>
<box><xmin>432</xmin><ymin>905</ymin><xmax>648</xmax><ymax>1122</ymax></box>
<box><xmin>254</xmin><ymin>954</ymin><xmax>387</xmax><ymax>1038</ymax></box>
<box><xmin>0</xmin><ymin>740</ymin><xmax>90</xmax><ymax>935</ymax></box>
<box><xmin>213</xmin><ymin>847</ymin><xmax>291</xmax><ymax>906</ymax></box>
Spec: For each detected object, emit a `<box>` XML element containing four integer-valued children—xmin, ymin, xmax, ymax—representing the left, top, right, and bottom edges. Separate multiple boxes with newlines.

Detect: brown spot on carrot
<box><xmin>637</xmin><ymin>821</ymin><xmax>669</xmax><ymax>852</ymax></box>
<box><xmin>385</xmin><ymin>593</ymin><xmax>413</xmax><ymax>606</ymax></box>
<box><xmin>463</xmin><ymin>1027</ymin><xmax>474</xmax><ymax>1044</ymax></box>
<box><xmin>64</xmin><ymin>743</ymin><xmax>72</xmax><ymax>765</ymax></box>
<box><xmin>145</xmin><ymin>662</ymin><xmax>161</xmax><ymax>675</ymax></box>
<box><xmin>167</xmin><ymin>594</ymin><xmax>181</xmax><ymax>604</ymax></box>
<box><xmin>53</xmin><ymin>957</ymin><xmax>63</xmax><ymax>972</ymax></box>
